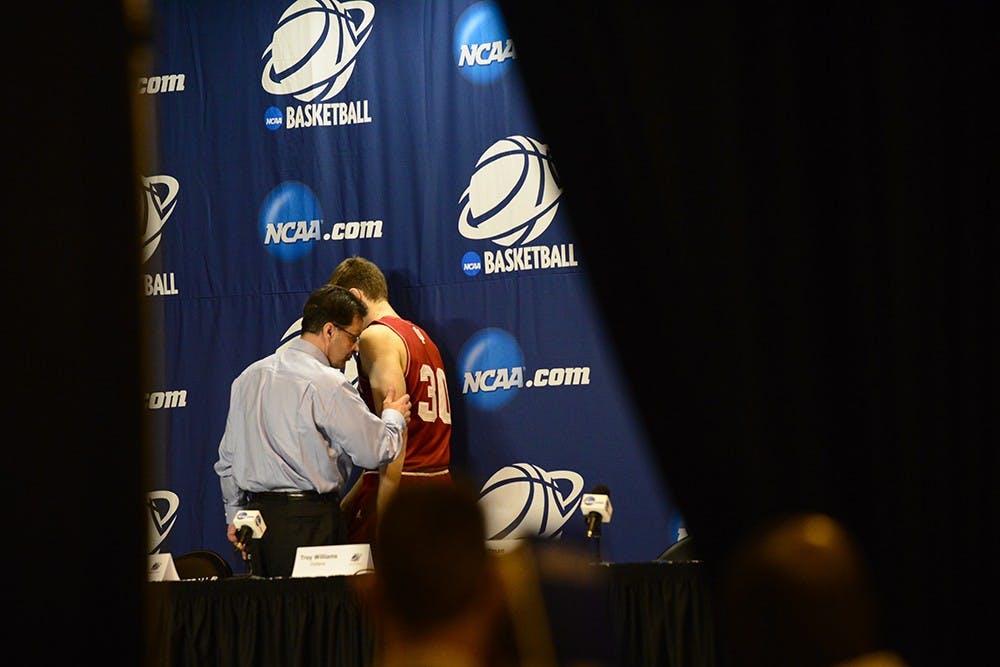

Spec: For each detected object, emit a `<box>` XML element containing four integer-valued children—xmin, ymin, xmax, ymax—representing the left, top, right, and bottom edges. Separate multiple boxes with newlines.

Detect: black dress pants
<box><xmin>245</xmin><ymin>493</ymin><xmax>345</xmax><ymax>578</ymax></box>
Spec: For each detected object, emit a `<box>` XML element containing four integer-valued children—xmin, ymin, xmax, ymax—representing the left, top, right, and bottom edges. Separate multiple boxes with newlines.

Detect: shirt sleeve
<box><xmin>214</xmin><ymin>411</ymin><xmax>246</xmax><ymax>525</ymax></box>
<box><xmin>319</xmin><ymin>378</ymin><xmax>405</xmax><ymax>468</ymax></box>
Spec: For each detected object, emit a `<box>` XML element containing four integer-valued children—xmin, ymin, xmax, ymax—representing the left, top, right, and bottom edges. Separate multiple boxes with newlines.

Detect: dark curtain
<box><xmin>500</xmin><ymin>3</ymin><xmax>996</xmax><ymax>666</ymax></box>
<box><xmin>9</xmin><ymin>3</ymin><xmax>146</xmax><ymax>666</ymax></box>
<box><xmin>608</xmin><ymin>563</ymin><xmax>717</xmax><ymax>667</ymax></box>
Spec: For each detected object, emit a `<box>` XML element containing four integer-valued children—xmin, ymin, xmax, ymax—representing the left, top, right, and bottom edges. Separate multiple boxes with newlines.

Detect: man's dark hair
<box><xmin>301</xmin><ymin>284</ymin><xmax>367</xmax><ymax>334</ymax></box>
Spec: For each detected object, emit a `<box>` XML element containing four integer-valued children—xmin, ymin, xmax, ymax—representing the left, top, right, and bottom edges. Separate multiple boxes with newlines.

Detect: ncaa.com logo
<box><xmin>454</xmin><ymin>1</ymin><xmax>516</xmax><ymax>85</ymax></box>
<box><xmin>261</xmin><ymin>0</ymin><xmax>375</xmax><ymax>131</ymax></box>
<box><xmin>458</xmin><ymin>328</ymin><xmax>590</xmax><ymax>411</ymax></box>
<box><xmin>138</xmin><ymin>73</ymin><xmax>185</xmax><ymax>95</ymax></box>
<box><xmin>258</xmin><ymin>181</ymin><xmax>384</xmax><ymax>262</ymax></box>
<box><xmin>458</xmin><ymin>136</ymin><xmax>578</xmax><ymax>278</ymax></box>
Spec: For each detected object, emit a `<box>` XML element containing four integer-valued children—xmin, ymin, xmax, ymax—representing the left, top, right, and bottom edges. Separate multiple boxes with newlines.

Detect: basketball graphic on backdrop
<box><xmin>261</xmin><ymin>0</ymin><xmax>375</xmax><ymax>102</ymax></box>
<box><xmin>147</xmin><ymin>490</ymin><xmax>180</xmax><ymax>553</ymax></box>
<box><xmin>478</xmin><ymin>463</ymin><xmax>584</xmax><ymax>539</ymax></box>
<box><xmin>140</xmin><ymin>175</ymin><xmax>179</xmax><ymax>263</ymax></box>
<box><xmin>458</xmin><ymin>135</ymin><xmax>563</xmax><ymax>247</ymax></box>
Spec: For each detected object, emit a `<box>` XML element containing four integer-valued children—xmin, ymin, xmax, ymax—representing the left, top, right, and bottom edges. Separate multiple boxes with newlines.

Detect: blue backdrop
<box><xmin>141</xmin><ymin>0</ymin><xmax>682</xmax><ymax>570</ymax></box>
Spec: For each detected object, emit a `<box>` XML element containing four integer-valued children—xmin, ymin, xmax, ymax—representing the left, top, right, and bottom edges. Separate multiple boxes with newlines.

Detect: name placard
<box><xmin>485</xmin><ymin>539</ymin><xmax>525</xmax><ymax>555</ymax></box>
<box><xmin>291</xmin><ymin>544</ymin><xmax>374</xmax><ymax>578</ymax></box>
<box><xmin>148</xmin><ymin>553</ymin><xmax>180</xmax><ymax>582</ymax></box>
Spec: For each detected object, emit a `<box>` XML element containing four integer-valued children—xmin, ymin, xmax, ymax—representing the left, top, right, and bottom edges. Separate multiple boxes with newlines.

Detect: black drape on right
<box><xmin>500</xmin><ymin>3</ymin><xmax>996</xmax><ymax>666</ymax></box>
<box><xmin>607</xmin><ymin>563</ymin><xmax>718</xmax><ymax>667</ymax></box>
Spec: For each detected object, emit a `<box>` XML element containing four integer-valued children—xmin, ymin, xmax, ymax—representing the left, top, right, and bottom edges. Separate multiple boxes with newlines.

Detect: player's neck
<box><xmin>366</xmin><ymin>302</ymin><xmax>398</xmax><ymax>324</ymax></box>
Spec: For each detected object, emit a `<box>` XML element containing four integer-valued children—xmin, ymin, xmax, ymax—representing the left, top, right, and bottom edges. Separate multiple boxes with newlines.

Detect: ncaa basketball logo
<box><xmin>478</xmin><ymin>463</ymin><xmax>585</xmax><ymax>539</ymax></box>
<box><xmin>458</xmin><ymin>135</ymin><xmax>563</xmax><ymax>247</ymax></box>
<box><xmin>261</xmin><ymin>0</ymin><xmax>375</xmax><ymax>103</ymax></box>
<box><xmin>140</xmin><ymin>175</ymin><xmax>179</xmax><ymax>263</ymax></box>
<box><xmin>147</xmin><ymin>490</ymin><xmax>180</xmax><ymax>553</ymax></box>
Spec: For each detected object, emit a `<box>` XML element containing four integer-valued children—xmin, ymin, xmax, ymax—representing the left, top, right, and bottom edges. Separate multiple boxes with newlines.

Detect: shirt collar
<box><xmin>288</xmin><ymin>336</ymin><xmax>329</xmax><ymax>366</ymax></box>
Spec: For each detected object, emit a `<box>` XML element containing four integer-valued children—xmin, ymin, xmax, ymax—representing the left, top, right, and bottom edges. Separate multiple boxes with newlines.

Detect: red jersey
<box><xmin>345</xmin><ymin>316</ymin><xmax>453</xmax><ymax>542</ymax></box>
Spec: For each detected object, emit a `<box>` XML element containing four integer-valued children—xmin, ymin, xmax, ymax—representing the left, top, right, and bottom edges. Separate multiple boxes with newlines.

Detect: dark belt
<box><xmin>248</xmin><ymin>490</ymin><xmax>339</xmax><ymax>503</ymax></box>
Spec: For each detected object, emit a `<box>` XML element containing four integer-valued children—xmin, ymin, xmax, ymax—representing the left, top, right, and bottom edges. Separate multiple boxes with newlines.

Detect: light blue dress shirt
<box><xmin>214</xmin><ymin>337</ymin><xmax>405</xmax><ymax>524</ymax></box>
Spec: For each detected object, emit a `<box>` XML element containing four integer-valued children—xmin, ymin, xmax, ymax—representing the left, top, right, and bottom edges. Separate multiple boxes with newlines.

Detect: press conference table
<box><xmin>144</xmin><ymin>561</ymin><xmax>717</xmax><ymax>667</ymax></box>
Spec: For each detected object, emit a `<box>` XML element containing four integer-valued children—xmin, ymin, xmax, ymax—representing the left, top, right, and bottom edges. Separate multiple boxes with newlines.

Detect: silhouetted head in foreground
<box><xmin>361</xmin><ymin>480</ymin><xmax>512</xmax><ymax>667</ymax></box>
<box><xmin>717</xmin><ymin>512</ymin><xmax>904</xmax><ymax>667</ymax></box>
<box><xmin>374</xmin><ymin>481</ymin><xmax>493</xmax><ymax>634</ymax></box>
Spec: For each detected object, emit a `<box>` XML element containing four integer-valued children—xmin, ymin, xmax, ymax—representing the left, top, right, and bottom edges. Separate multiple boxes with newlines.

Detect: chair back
<box><xmin>656</xmin><ymin>535</ymin><xmax>701</xmax><ymax>562</ymax></box>
<box><xmin>173</xmin><ymin>550</ymin><xmax>234</xmax><ymax>580</ymax></box>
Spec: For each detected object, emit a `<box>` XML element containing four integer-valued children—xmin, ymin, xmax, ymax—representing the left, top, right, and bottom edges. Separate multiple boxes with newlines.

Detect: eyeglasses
<box><xmin>333</xmin><ymin>323</ymin><xmax>362</xmax><ymax>345</ymax></box>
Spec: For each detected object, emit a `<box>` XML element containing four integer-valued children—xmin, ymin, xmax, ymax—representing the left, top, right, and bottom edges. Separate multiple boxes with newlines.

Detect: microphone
<box><xmin>581</xmin><ymin>485</ymin><xmax>613</xmax><ymax>538</ymax></box>
<box><xmin>234</xmin><ymin>509</ymin><xmax>267</xmax><ymax>549</ymax></box>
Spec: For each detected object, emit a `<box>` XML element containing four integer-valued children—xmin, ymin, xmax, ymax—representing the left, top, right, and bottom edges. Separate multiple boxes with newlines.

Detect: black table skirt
<box><xmin>144</xmin><ymin>561</ymin><xmax>717</xmax><ymax>667</ymax></box>
<box><xmin>606</xmin><ymin>562</ymin><xmax>717</xmax><ymax>667</ymax></box>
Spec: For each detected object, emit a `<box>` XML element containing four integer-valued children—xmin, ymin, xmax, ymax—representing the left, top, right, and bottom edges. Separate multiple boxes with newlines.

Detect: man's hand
<box><xmin>227</xmin><ymin>523</ymin><xmax>248</xmax><ymax>560</ymax></box>
<box><xmin>382</xmin><ymin>384</ymin><xmax>411</xmax><ymax>422</ymax></box>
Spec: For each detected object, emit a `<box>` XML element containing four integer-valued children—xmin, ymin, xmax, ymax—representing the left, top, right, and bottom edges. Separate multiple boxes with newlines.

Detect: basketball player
<box><xmin>328</xmin><ymin>256</ymin><xmax>454</xmax><ymax>544</ymax></box>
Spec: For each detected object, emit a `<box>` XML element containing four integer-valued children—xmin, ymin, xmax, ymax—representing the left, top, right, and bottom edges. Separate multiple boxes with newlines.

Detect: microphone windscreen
<box><xmin>590</xmin><ymin>484</ymin><xmax>610</xmax><ymax>496</ymax></box>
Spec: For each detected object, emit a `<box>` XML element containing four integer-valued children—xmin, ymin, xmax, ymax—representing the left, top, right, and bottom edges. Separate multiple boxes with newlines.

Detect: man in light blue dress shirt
<box><xmin>215</xmin><ymin>285</ymin><xmax>411</xmax><ymax>577</ymax></box>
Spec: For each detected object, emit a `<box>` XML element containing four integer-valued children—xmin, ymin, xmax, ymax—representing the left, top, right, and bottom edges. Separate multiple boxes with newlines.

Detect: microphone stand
<box><xmin>235</xmin><ymin>536</ymin><xmax>256</xmax><ymax>576</ymax></box>
<box><xmin>590</xmin><ymin>521</ymin><xmax>603</xmax><ymax>563</ymax></box>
